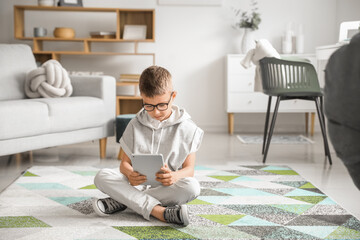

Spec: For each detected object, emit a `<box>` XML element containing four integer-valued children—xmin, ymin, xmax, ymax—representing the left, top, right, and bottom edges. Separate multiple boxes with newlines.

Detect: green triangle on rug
<box><xmin>0</xmin><ymin>216</ymin><xmax>50</xmax><ymax>228</ymax></box>
<box><xmin>286</xmin><ymin>196</ymin><xmax>327</xmax><ymax>204</ymax></box>
<box><xmin>285</xmin><ymin>188</ymin><xmax>325</xmax><ymax>197</ymax></box>
<box><xmin>325</xmin><ymin>226</ymin><xmax>360</xmax><ymax>239</ymax></box>
<box><xmin>300</xmin><ymin>182</ymin><xmax>316</xmax><ymax>188</ymax></box>
<box><xmin>199</xmin><ymin>214</ymin><xmax>245</xmax><ymax>225</ymax></box>
<box><xmin>208</xmin><ymin>176</ymin><xmax>239</xmax><ymax>181</ymax></box>
<box><xmin>23</xmin><ymin>171</ymin><xmax>38</xmax><ymax>177</ymax></box>
<box><xmin>186</xmin><ymin>199</ymin><xmax>212</xmax><ymax>205</ymax></box>
<box><xmin>79</xmin><ymin>184</ymin><xmax>97</xmax><ymax>189</ymax></box>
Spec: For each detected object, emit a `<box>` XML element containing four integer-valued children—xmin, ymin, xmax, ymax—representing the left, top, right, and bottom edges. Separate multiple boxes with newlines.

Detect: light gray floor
<box><xmin>9</xmin><ymin>132</ymin><xmax>360</xmax><ymax>219</ymax></box>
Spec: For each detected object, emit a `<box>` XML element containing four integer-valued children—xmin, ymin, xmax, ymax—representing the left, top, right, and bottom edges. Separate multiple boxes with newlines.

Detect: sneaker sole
<box><xmin>180</xmin><ymin>204</ymin><xmax>189</xmax><ymax>226</ymax></box>
<box><xmin>92</xmin><ymin>198</ymin><xmax>110</xmax><ymax>217</ymax></box>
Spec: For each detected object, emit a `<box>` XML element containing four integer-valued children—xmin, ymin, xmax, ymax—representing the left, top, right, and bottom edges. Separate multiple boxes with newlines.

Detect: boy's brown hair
<box><xmin>139</xmin><ymin>66</ymin><xmax>172</xmax><ymax>97</ymax></box>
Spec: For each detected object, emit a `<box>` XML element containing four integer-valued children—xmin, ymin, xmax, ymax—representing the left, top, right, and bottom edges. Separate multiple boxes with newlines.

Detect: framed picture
<box><xmin>58</xmin><ymin>0</ymin><xmax>83</xmax><ymax>7</ymax></box>
<box><xmin>339</xmin><ymin>21</ymin><xmax>360</xmax><ymax>42</ymax></box>
<box><xmin>123</xmin><ymin>25</ymin><xmax>147</xmax><ymax>40</ymax></box>
<box><xmin>158</xmin><ymin>0</ymin><xmax>222</xmax><ymax>6</ymax></box>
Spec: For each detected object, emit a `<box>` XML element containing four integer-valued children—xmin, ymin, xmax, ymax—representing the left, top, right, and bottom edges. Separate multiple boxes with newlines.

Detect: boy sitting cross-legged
<box><xmin>92</xmin><ymin>65</ymin><xmax>203</xmax><ymax>226</ymax></box>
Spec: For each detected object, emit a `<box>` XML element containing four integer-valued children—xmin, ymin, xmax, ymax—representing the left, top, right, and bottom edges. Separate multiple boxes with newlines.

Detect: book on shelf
<box><xmin>119</xmin><ymin>74</ymin><xmax>140</xmax><ymax>83</ymax></box>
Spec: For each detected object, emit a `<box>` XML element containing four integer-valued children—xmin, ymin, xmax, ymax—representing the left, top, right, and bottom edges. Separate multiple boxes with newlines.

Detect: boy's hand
<box><xmin>128</xmin><ymin>171</ymin><xmax>147</xmax><ymax>186</ymax></box>
<box><xmin>156</xmin><ymin>164</ymin><xmax>178</xmax><ymax>186</ymax></box>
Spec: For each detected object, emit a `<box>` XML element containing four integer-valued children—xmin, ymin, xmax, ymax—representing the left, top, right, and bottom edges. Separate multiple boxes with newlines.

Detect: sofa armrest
<box><xmin>70</xmin><ymin>75</ymin><xmax>116</xmax><ymax>122</ymax></box>
<box><xmin>70</xmin><ymin>75</ymin><xmax>115</xmax><ymax>99</ymax></box>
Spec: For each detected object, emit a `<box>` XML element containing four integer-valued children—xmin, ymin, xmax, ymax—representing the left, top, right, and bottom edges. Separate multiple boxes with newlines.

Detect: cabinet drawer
<box><xmin>228</xmin><ymin>74</ymin><xmax>254</xmax><ymax>92</ymax></box>
<box><xmin>227</xmin><ymin>56</ymin><xmax>256</xmax><ymax>75</ymax></box>
<box><xmin>228</xmin><ymin>93</ymin><xmax>317</xmax><ymax>112</ymax></box>
<box><xmin>228</xmin><ymin>93</ymin><xmax>268</xmax><ymax>112</ymax></box>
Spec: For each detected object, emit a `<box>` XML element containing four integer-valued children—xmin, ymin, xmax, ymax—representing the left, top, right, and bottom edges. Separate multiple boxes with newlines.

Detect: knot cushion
<box><xmin>25</xmin><ymin>59</ymin><xmax>73</xmax><ymax>98</ymax></box>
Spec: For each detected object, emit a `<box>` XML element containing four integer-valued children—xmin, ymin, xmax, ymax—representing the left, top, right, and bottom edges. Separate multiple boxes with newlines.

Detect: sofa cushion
<box><xmin>0</xmin><ymin>97</ymin><xmax>107</xmax><ymax>141</ymax></box>
<box><xmin>0</xmin><ymin>44</ymin><xmax>37</xmax><ymax>100</ymax></box>
<box><xmin>0</xmin><ymin>100</ymin><xmax>50</xmax><ymax>140</ymax></box>
<box><xmin>30</xmin><ymin>97</ymin><xmax>106</xmax><ymax>133</ymax></box>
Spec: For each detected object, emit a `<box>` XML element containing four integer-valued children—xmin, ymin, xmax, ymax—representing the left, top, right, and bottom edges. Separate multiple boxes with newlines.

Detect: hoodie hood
<box><xmin>136</xmin><ymin>105</ymin><xmax>191</xmax><ymax>130</ymax></box>
<box><xmin>135</xmin><ymin>105</ymin><xmax>192</xmax><ymax>155</ymax></box>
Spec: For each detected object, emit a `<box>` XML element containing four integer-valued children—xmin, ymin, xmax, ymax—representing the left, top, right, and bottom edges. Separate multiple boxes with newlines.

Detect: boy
<box><xmin>93</xmin><ymin>66</ymin><xmax>203</xmax><ymax>226</ymax></box>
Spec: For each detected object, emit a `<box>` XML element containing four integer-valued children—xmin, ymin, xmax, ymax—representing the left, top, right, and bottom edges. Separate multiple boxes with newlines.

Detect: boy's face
<box><xmin>142</xmin><ymin>91</ymin><xmax>177</xmax><ymax>122</ymax></box>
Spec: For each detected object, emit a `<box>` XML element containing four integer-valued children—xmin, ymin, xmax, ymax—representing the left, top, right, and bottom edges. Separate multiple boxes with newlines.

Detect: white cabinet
<box><xmin>316</xmin><ymin>44</ymin><xmax>342</xmax><ymax>88</ymax></box>
<box><xmin>226</xmin><ymin>54</ymin><xmax>317</xmax><ymax>134</ymax></box>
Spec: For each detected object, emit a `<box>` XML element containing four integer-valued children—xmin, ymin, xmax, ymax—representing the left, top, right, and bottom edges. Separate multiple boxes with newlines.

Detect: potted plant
<box><xmin>232</xmin><ymin>0</ymin><xmax>261</xmax><ymax>53</ymax></box>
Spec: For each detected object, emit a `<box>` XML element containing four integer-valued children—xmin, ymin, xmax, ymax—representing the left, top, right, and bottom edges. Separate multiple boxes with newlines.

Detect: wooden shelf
<box><xmin>116</xmin><ymin>96</ymin><xmax>142</xmax><ymax>115</ymax></box>
<box><xmin>116</xmin><ymin>96</ymin><xmax>142</xmax><ymax>100</ymax></box>
<box><xmin>15</xmin><ymin>5</ymin><xmax>155</xmax><ymax>41</ymax></box>
<box><xmin>14</xmin><ymin>5</ymin><xmax>155</xmax><ymax>62</ymax></box>
<box><xmin>18</xmin><ymin>37</ymin><xmax>155</xmax><ymax>42</ymax></box>
<box><xmin>33</xmin><ymin>51</ymin><xmax>155</xmax><ymax>56</ymax></box>
<box><xmin>15</xmin><ymin>5</ymin><xmax>153</xmax><ymax>115</ymax></box>
<box><xmin>116</xmin><ymin>82</ymin><xmax>139</xmax><ymax>86</ymax></box>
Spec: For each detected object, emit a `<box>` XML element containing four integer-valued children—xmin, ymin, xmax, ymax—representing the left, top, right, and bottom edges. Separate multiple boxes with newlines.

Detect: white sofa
<box><xmin>0</xmin><ymin>44</ymin><xmax>115</xmax><ymax>158</ymax></box>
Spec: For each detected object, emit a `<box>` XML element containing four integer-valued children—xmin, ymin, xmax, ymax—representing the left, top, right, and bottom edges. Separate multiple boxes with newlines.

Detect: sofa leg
<box><xmin>15</xmin><ymin>153</ymin><xmax>22</xmax><ymax>168</ymax></box>
<box><xmin>99</xmin><ymin>138</ymin><xmax>107</xmax><ymax>159</ymax></box>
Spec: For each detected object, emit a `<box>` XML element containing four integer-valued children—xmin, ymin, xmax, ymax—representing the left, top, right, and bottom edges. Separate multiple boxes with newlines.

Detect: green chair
<box><xmin>259</xmin><ymin>57</ymin><xmax>332</xmax><ymax>165</ymax></box>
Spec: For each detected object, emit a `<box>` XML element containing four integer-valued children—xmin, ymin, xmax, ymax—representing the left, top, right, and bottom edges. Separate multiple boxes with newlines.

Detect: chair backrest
<box><xmin>0</xmin><ymin>44</ymin><xmax>37</xmax><ymax>100</ymax></box>
<box><xmin>259</xmin><ymin>57</ymin><xmax>321</xmax><ymax>96</ymax></box>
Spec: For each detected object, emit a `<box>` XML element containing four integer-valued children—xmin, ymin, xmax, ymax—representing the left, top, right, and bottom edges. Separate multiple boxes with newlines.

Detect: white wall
<box><xmin>1</xmin><ymin>0</ymin><xmax>358</xmax><ymax>132</ymax></box>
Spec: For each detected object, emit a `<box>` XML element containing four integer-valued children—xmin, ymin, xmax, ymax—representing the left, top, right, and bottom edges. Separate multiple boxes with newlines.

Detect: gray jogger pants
<box><xmin>94</xmin><ymin>168</ymin><xmax>201</xmax><ymax>220</ymax></box>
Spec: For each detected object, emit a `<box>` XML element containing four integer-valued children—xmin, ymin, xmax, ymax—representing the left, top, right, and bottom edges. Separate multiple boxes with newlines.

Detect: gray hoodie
<box><xmin>119</xmin><ymin>105</ymin><xmax>204</xmax><ymax>171</ymax></box>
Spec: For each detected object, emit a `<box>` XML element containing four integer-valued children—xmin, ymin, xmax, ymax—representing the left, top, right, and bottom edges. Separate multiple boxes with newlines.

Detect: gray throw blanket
<box><xmin>325</xmin><ymin>32</ymin><xmax>360</xmax><ymax>189</ymax></box>
<box><xmin>25</xmin><ymin>59</ymin><xmax>73</xmax><ymax>98</ymax></box>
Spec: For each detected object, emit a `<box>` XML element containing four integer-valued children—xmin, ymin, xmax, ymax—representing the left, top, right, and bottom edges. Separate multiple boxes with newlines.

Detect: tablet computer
<box><xmin>131</xmin><ymin>154</ymin><xmax>164</xmax><ymax>187</ymax></box>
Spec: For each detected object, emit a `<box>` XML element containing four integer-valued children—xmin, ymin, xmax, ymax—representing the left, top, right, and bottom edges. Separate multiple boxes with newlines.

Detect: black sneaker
<box><xmin>92</xmin><ymin>197</ymin><xmax>127</xmax><ymax>216</ymax></box>
<box><xmin>163</xmin><ymin>205</ymin><xmax>189</xmax><ymax>226</ymax></box>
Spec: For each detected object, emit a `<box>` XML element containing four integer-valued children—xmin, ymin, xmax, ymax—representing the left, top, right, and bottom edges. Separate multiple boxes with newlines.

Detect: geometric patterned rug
<box><xmin>0</xmin><ymin>165</ymin><xmax>360</xmax><ymax>240</ymax></box>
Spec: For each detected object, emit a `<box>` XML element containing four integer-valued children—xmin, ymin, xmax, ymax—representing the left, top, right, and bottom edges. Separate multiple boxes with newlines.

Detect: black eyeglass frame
<box><xmin>142</xmin><ymin>92</ymin><xmax>174</xmax><ymax>112</ymax></box>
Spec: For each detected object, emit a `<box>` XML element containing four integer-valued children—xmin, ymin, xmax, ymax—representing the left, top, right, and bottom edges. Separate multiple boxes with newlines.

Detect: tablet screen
<box><xmin>131</xmin><ymin>154</ymin><xmax>164</xmax><ymax>187</ymax></box>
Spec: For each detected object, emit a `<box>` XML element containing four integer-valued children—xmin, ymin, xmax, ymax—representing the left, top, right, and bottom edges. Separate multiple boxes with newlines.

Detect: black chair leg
<box><xmin>263</xmin><ymin>96</ymin><xmax>281</xmax><ymax>164</ymax></box>
<box><xmin>262</xmin><ymin>96</ymin><xmax>272</xmax><ymax>154</ymax></box>
<box><xmin>319</xmin><ymin>96</ymin><xmax>328</xmax><ymax>157</ymax></box>
<box><xmin>320</xmin><ymin>96</ymin><xmax>326</xmax><ymax>131</ymax></box>
<box><xmin>315</xmin><ymin>97</ymin><xmax>332</xmax><ymax>165</ymax></box>
<box><xmin>319</xmin><ymin>97</ymin><xmax>331</xmax><ymax>161</ymax></box>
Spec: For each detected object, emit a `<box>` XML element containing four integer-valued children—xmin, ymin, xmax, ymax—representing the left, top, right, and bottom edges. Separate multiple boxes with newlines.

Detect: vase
<box><xmin>241</xmin><ymin>28</ymin><xmax>255</xmax><ymax>54</ymax></box>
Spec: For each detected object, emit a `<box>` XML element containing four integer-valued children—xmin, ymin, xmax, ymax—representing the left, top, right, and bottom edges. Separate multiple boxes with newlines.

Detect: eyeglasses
<box><xmin>143</xmin><ymin>92</ymin><xmax>174</xmax><ymax>112</ymax></box>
